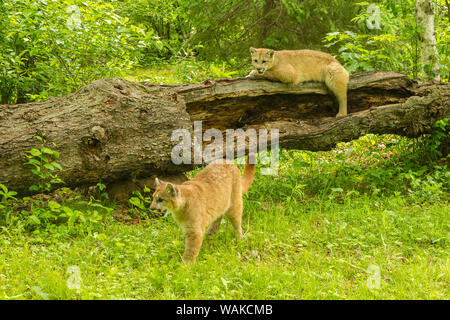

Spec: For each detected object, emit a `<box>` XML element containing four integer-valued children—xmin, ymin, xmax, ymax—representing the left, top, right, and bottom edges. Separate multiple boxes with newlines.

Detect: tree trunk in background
<box><xmin>416</xmin><ymin>0</ymin><xmax>440</xmax><ymax>81</ymax></box>
<box><xmin>258</xmin><ymin>0</ymin><xmax>277</xmax><ymax>47</ymax></box>
<box><xmin>446</xmin><ymin>0</ymin><xmax>450</xmax><ymax>19</ymax></box>
<box><xmin>0</xmin><ymin>71</ymin><xmax>449</xmax><ymax>195</ymax></box>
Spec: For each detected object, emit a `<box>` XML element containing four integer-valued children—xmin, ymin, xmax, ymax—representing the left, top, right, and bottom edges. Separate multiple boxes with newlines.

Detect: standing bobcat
<box><xmin>150</xmin><ymin>155</ymin><xmax>256</xmax><ymax>264</ymax></box>
<box><xmin>248</xmin><ymin>47</ymin><xmax>349</xmax><ymax>118</ymax></box>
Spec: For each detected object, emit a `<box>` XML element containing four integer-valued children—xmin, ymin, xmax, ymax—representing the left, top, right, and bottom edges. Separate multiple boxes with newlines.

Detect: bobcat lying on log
<box><xmin>248</xmin><ymin>47</ymin><xmax>349</xmax><ymax>118</ymax></box>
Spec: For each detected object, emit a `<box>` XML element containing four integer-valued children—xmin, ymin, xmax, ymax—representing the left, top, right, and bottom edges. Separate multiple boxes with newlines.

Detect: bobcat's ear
<box><xmin>250</xmin><ymin>47</ymin><xmax>256</xmax><ymax>55</ymax></box>
<box><xmin>165</xmin><ymin>183</ymin><xmax>179</xmax><ymax>197</ymax></box>
<box><xmin>154</xmin><ymin>178</ymin><xmax>161</xmax><ymax>187</ymax></box>
<box><xmin>267</xmin><ymin>49</ymin><xmax>274</xmax><ymax>58</ymax></box>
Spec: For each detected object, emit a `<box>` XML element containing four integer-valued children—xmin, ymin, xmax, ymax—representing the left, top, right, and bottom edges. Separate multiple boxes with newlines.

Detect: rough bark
<box><xmin>416</xmin><ymin>0</ymin><xmax>440</xmax><ymax>81</ymax></box>
<box><xmin>0</xmin><ymin>71</ymin><xmax>449</xmax><ymax>194</ymax></box>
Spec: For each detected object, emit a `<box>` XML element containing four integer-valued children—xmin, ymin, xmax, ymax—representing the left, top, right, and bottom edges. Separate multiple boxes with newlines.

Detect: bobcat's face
<box><xmin>250</xmin><ymin>47</ymin><xmax>275</xmax><ymax>75</ymax></box>
<box><xmin>150</xmin><ymin>178</ymin><xmax>180</xmax><ymax>212</ymax></box>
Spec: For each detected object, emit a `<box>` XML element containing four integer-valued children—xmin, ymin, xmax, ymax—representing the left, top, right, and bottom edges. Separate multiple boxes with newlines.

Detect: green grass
<box><xmin>122</xmin><ymin>64</ymin><xmax>182</xmax><ymax>84</ymax></box>
<box><xmin>0</xmin><ymin>194</ymin><xmax>447</xmax><ymax>299</ymax></box>
<box><xmin>121</xmin><ymin>60</ymin><xmax>244</xmax><ymax>84</ymax></box>
<box><xmin>0</xmin><ymin>133</ymin><xmax>448</xmax><ymax>300</ymax></box>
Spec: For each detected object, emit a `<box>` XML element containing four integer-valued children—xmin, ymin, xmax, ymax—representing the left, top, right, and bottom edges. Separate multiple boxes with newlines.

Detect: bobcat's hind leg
<box><xmin>207</xmin><ymin>217</ymin><xmax>223</xmax><ymax>236</ymax></box>
<box><xmin>325</xmin><ymin>63</ymin><xmax>349</xmax><ymax>118</ymax></box>
<box><xmin>225</xmin><ymin>198</ymin><xmax>243</xmax><ymax>240</ymax></box>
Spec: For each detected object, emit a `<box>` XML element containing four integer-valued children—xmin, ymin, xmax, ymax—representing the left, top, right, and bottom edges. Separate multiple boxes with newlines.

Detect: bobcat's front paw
<box><xmin>246</xmin><ymin>70</ymin><xmax>258</xmax><ymax>78</ymax></box>
<box><xmin>182</xmin><ymin>255</ymin><xmax>196</xmax><ymax>265</ymax></box>
<box><xmin>336</xmin><ymin>112</ymin><xmax>347</xmax><ymax>119</ymax></box>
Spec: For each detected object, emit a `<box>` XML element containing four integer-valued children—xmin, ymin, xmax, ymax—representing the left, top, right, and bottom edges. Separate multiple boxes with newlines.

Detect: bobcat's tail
<box><xmin>241</xmin><ymin>153</ymin><xmax>256</xmax><ymax>194</ymax></box>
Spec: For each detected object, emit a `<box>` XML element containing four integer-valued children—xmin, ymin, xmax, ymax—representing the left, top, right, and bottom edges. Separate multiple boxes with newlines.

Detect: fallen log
<box><xmin>0</xmin><ymin>71</ymin><xmax>448</xmax><ymax>194</ymax></box>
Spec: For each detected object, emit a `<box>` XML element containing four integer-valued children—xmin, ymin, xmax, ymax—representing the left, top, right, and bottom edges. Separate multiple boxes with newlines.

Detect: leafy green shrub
<box><xmin>0</xmin><ymin>0</ymin><xmax>148</xmax><ymax>103</ymax></box>
<box><xmin>0</xmin><ymin>138</ymin><xmax>114</xmax><ymax>234</ymax></box>
<box><xmin>128</xmin><ymin>189</ymin><xmax>152</xmax><ymax>220</ymax></box>
<box><xmin>323</xmin><ymin>0</ymin><xmax>449</xmax><ymax>79</ymax></box>
<box><xmin>0</xmin><ymin>184</ymin><xmax>18</xmax><ymax>226</ymax></box>
<box><xmin>113</xmin><ymin>0</ymin><xmax>191</xmax><ymax>64</ymax></box>
<box><xmin>248</xmin><ymin>129</ymin><xmax>448</xmax><ymax>206</ymax></box>
<box><xmin>405</xmin><ymin>170</ymin><xmax>447</xmax><ymax>204</ymax></box>
<box><xmin>418</xmin><ymin>118</ymin><xmax>449</xmax><ymax>163</ymax></box>
<box><xmin>17</xmin><ymin>191</ymin><xmax>114</xmax><ymax>234</ymax></box>
<box><xmin>24</xmin><ymin>136</ymin><xmax>63</xmax><ymax>193</ymax></box>
<box><xmin>128</xmin><ymin>186</ymin><xmax>166</xmax><ymax>220</ymax></box>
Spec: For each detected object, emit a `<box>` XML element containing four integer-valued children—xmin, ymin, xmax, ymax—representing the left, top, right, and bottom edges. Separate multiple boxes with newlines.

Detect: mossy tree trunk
<box><xmin>416</xmin><ymin>0</ymin><xmax>441</xmax><ymax>81</ymax></box>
